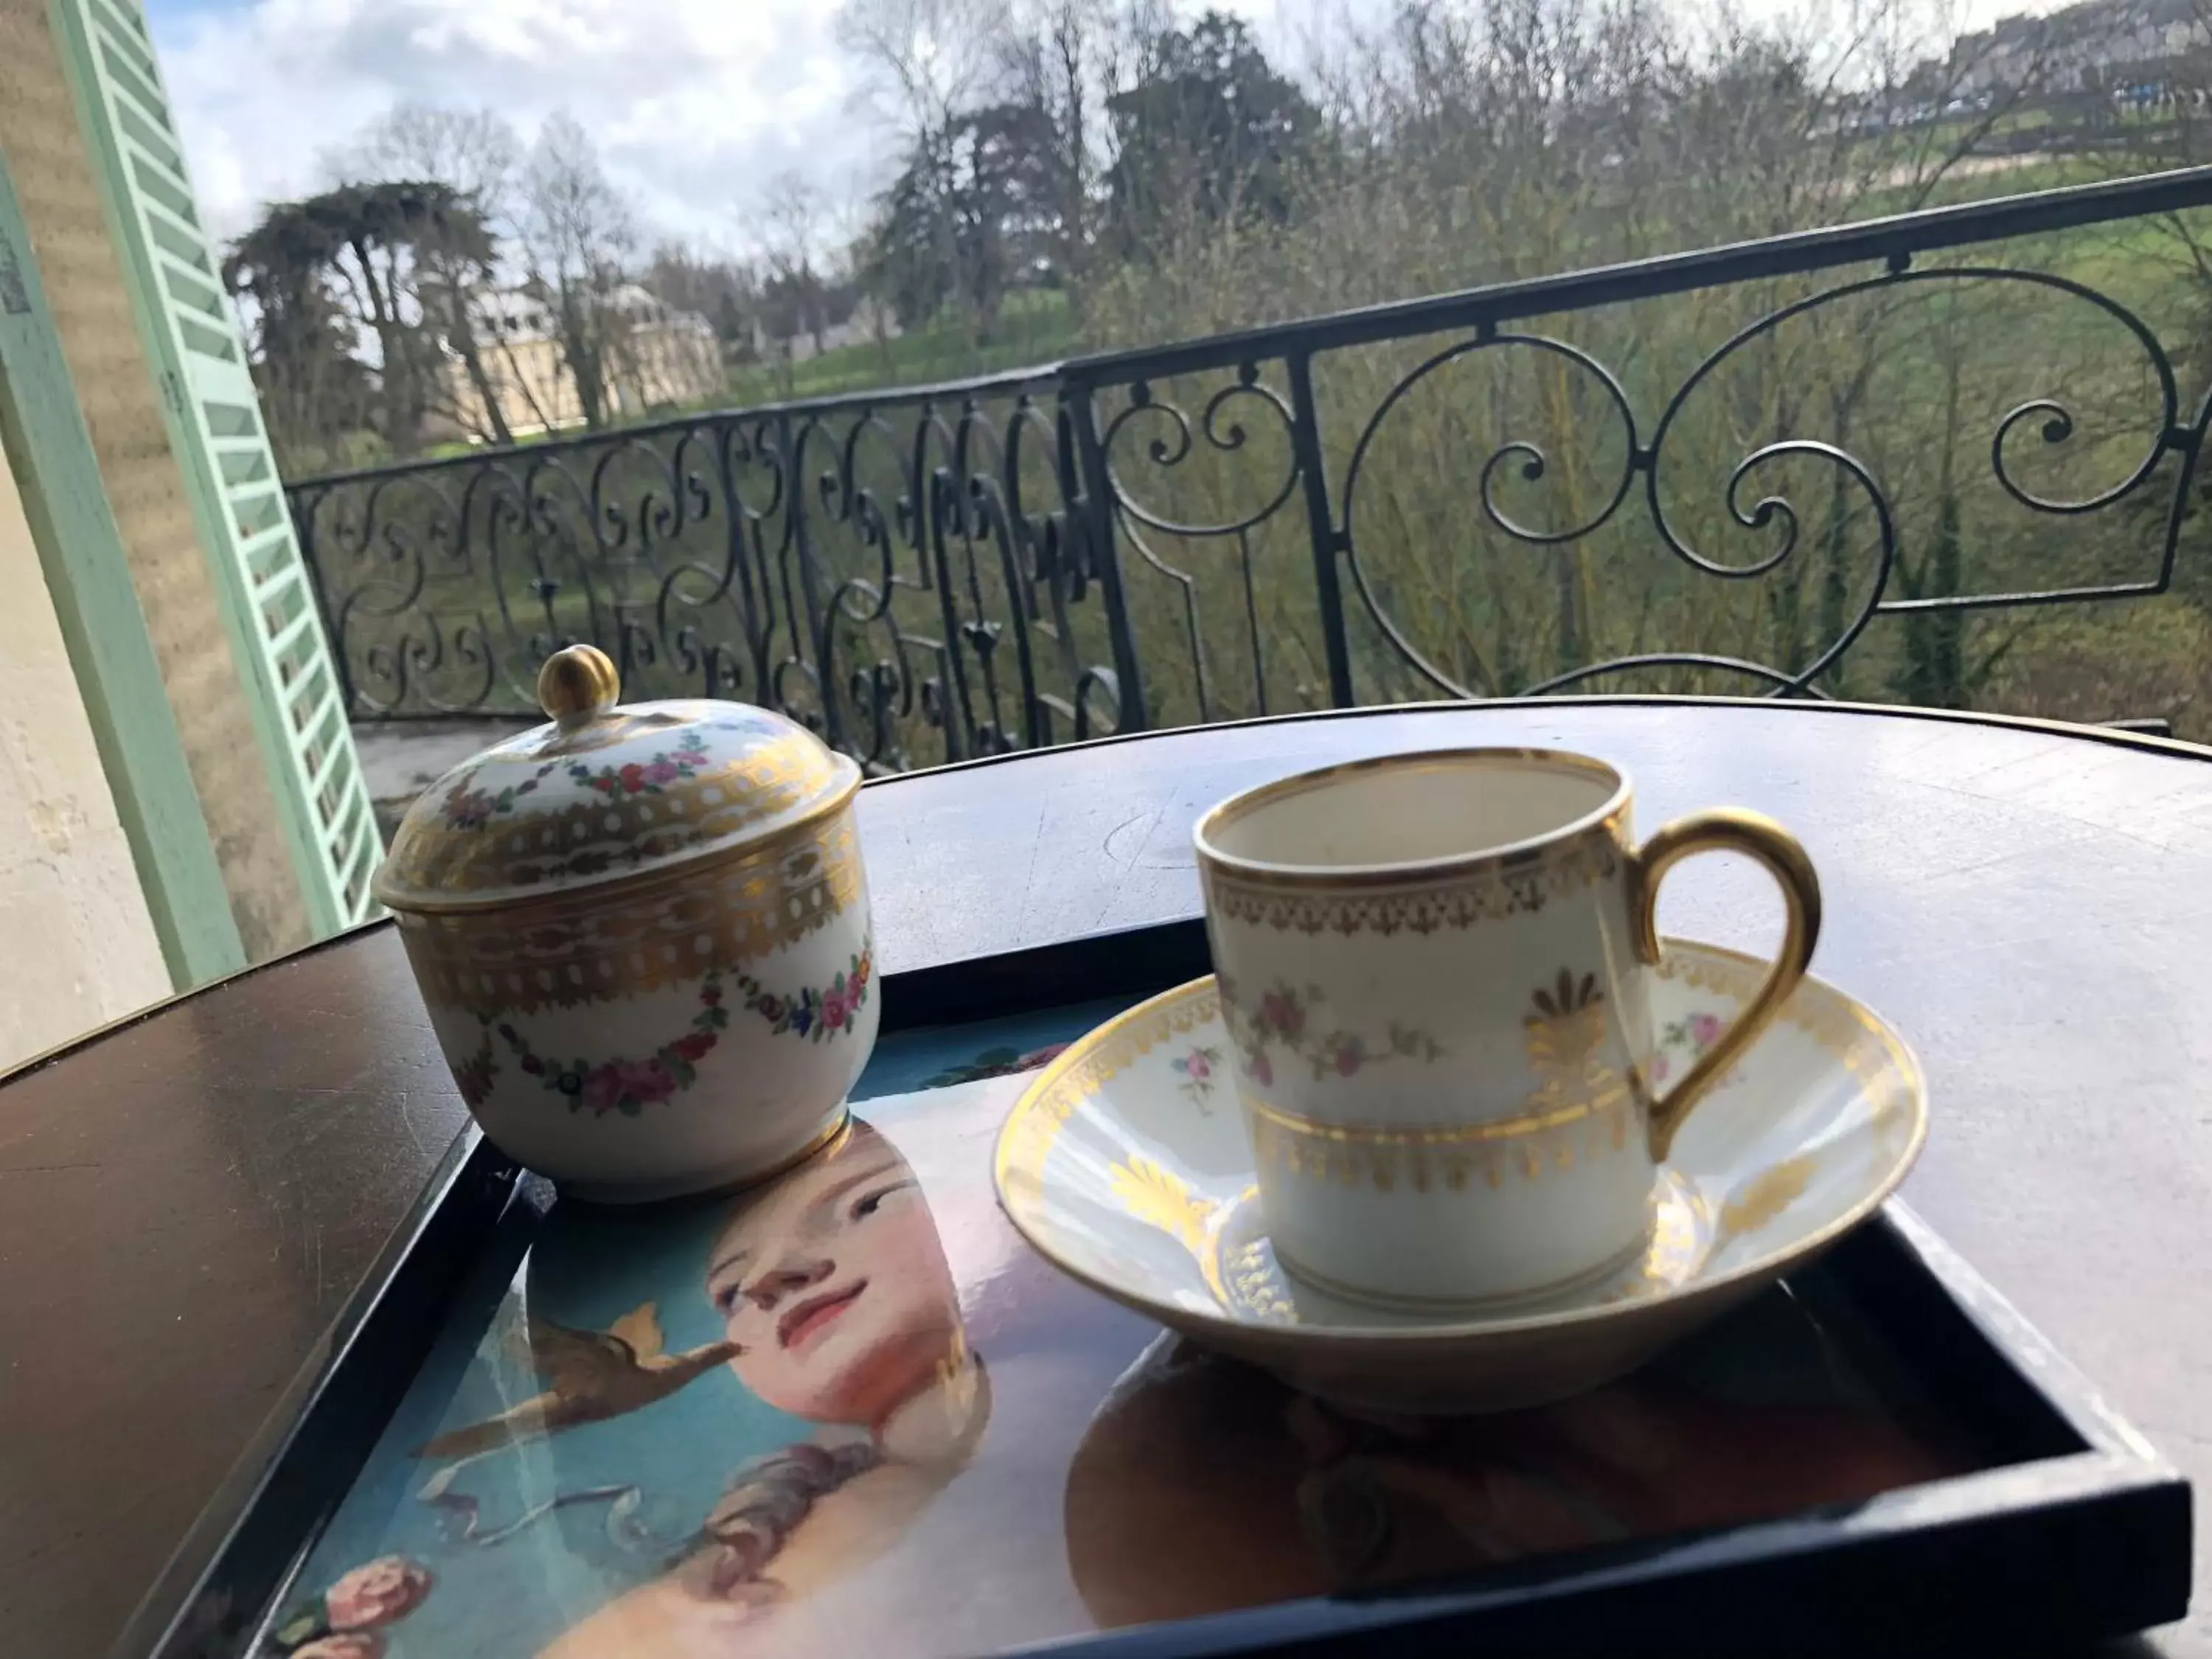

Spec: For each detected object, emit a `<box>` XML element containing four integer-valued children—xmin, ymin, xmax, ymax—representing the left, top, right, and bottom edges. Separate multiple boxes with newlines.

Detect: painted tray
<box><xmin>131</xmin><ymin>919</ymin><xmax>2188</xmax><ymax>1659</ymax></box>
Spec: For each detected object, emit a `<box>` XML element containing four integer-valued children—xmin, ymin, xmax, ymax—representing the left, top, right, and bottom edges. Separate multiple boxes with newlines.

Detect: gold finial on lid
<box><xmin>538</xmin><ymin>644</ymin><xmax>621</xmax><ymax>727</ymax></box>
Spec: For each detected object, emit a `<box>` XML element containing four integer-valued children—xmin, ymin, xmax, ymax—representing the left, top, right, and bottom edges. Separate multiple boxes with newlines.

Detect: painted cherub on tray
<box><xmin>537</xmin><ymin>1119</ymin><xmax>991</xmax><ymax>1655</ymax></box>
<box><xmin>390</xmin><ymin>1116</ymin><xmax>994</xmax><ymax>1656</ymax></box>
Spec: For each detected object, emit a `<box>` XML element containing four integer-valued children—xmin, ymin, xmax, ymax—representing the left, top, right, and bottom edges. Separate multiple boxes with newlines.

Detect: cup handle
<box><xmin>1630</xmin><ymin>808</ymin><xmax>1823</xmax><ymax>1162</ymax></box>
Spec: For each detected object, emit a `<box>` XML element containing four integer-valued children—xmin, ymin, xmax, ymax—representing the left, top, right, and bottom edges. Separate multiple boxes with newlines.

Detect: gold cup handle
<box><xmin>1630</xmin><ymin>808</ymin><xmax>1823</xmax><ymax>1162</ymax></box>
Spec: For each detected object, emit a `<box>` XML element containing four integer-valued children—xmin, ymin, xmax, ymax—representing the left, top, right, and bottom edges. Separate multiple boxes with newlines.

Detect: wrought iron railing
<box><xmin>288</xmin><ymin>166</ymin><xmax>2212</xmax><ymax>768</ymax></box>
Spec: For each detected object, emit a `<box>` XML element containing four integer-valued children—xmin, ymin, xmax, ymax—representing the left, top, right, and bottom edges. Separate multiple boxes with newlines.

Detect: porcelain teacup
<box><xmin>1192</xmin><ymin>748</ymin><xmax>1822</xmax><ymax>1310</ymax></box>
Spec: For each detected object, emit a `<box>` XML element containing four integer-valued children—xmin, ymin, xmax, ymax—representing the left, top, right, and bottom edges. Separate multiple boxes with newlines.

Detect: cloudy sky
<box><xmin>147</xmin><ymin>0</ymin><xmax>1293</xmax><ymax>249</ymax></box>
<box><xmin>147</xmin><ymin>0</ymin><xmax>2054</xmax><ymax>251</ymax></box>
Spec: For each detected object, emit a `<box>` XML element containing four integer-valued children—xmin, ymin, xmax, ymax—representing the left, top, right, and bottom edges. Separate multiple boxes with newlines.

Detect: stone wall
<box><xmin>0</xmin><ymin>442</ymin><xmax>171</xmax><ymax>1069</ymax></box>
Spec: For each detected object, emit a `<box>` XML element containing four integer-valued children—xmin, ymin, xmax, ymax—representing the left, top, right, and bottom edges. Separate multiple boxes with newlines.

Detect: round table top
<box><xmin>5</xmin><ymin>698</ymin><xmax>2205</xmax><ymax>1657</ymax></box>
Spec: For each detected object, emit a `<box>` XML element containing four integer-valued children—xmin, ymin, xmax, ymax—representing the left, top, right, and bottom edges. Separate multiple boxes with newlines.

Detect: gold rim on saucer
<box><xmin>991</xmin><ymin>939</ymin><xmax>1927</xmax><ymax>1412</ymax></box>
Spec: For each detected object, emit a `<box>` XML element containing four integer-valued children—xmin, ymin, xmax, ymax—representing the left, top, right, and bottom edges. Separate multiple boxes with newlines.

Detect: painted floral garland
<box><xmin>452</xmin><ymin>1028</ymin><xmax>498</xmax><ymax>1108</ymax></box>
<box><xmin>567</xmin><ymin>731</ymin><xmax>712</xmax><ymax>800</ymax></box>
<box><xmin>435</xmin><ymin>710</ymin><xmax>814</xmax><ymax>835</ymax></box>
<box><xmin>438</xmin><ymin>759</ymin><xmax>559</xmax><ymax>830</ymax></box>
<box><xmin>475</xmin><ymin>945</ymin><xmax>874</xmax><ymax>1116</ymax></box>
<box><xmin>734</xmin><ymin>946</ymin><xmax>872</xmax><ymax>1042</ymax></box>
<box><xmin>498</xmin><ymin>972</ymin><xmax>731</xmax><ymax>1116</ymax></box>
<box><xmin>434</xmin><ymin>728</ymin><xmax>714</xmax><ymax>832</ymax></box>
<box><xmin>1222</xmin><ymin>976</ymin><xmax>1446</xmax><ymax>1087</ymax></box>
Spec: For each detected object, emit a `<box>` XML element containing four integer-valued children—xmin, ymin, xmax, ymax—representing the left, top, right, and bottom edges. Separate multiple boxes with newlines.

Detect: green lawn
<box><xmin>718</xmin><ymin>290</ymin><xmax>1081</xmax><ymax>406</ymax></box>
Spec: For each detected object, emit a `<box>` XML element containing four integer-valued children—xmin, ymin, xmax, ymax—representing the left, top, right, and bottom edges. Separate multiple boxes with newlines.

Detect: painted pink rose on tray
<box><xmin>325</xmin><ymin>1555</ymin><xmax>434</xmax><ymax>1630</ymax></box>
<box><xmin>921</xmin><ymin>1042</ymin><xmax>1070</xmax><ymax>1087</ymax></box>
<box><xmin>291</xmin><ymin>1636</ymin><xmax>386</xmax><ymax>1659</ymax></box>
<box><xmin>265</xmin><ymin>1551</ymin><xmax>435</xmax><ymax>1655</ymax></box>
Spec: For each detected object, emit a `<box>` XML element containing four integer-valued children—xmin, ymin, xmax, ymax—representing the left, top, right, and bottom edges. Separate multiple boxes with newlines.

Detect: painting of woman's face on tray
<box><xmin>263</xmin><ymin>1024</ymin><xmax>1958</xmax><ymax>1659</ymax></box>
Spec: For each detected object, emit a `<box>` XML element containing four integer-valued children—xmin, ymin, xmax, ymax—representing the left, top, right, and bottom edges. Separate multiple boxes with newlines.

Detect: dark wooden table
<box><xmin>7</xmin><ymin>698</ymin><xmax>2210</xmax><ymax>1657</ymax></box>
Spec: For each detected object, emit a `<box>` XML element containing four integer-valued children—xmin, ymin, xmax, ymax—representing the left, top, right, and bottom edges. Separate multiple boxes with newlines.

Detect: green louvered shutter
<box><xmin>48</xmin><ymin>0</ymin><xmax>380</xmax><ymax>932</ymax></box>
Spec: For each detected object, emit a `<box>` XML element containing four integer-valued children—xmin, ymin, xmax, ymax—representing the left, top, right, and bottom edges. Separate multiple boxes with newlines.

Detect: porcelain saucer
<box><xmin>992</xmin><ymin>938</ymin><xmax>1927</xmax><ymax>1414</ymax></box>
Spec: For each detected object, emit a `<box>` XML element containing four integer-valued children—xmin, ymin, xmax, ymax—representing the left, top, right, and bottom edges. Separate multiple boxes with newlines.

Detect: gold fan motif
<box><xmin>1109</xmin><ymin>1156</ymin><xmax>1217</xmax><ymax>1255</ymax></box>
<box><xmin>1523</xmin><ymin>968</ymin><xmax>1609</xmax><ymax>1085</ymax></box>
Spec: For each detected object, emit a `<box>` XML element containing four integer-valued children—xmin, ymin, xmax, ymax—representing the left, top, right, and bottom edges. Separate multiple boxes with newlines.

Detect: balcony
<box><xmin>286</xmin><ymin>165</ymin><xmax>2212</xmax><ymax>799</ymax></box>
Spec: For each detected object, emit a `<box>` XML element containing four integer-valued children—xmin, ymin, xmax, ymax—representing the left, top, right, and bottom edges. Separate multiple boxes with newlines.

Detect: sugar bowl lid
<box><xmin>373</xmin><ymin>646</ymin><xmax>859</xmax><ymax>912</ymax></box>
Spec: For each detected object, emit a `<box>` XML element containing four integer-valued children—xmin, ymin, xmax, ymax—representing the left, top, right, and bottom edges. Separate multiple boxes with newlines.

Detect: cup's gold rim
<box><xmin>1192</xmin><ymin>746</ymin><xmax>1631</xmax><ymax>891</ymax></box>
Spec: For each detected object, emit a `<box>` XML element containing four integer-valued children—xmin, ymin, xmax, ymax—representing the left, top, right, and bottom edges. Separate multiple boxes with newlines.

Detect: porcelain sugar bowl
<box><xmin>373</xmin><ymin>646</ymin><xmax>878</xmax><ymax>1202</ymax></box>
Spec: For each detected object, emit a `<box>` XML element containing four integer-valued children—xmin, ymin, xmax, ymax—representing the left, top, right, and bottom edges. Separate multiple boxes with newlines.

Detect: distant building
<box><xmin>435</xmin><ymin>284</ymin><xmax>725</xmax><ymax>442</ymax></box>
<box><xmin>1952</xmin><ymin>0</ymin><xmax>2212</xmax><ymax>96</ymax></box>
<box><xmin>748</xmin><ymin>290</ymin><xmax>900</xmax><ymax>365</ymax></box>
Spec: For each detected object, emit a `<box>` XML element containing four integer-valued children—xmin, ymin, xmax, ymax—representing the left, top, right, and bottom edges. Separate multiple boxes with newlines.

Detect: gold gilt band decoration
<box><xmin>1211</xmin><ymin>1236</ymin><xmax>1299</xmax><ymax>1324</ymax></box>
<box><xmin>1200</xmin><ymin>1179</ymin><xmax>1716</xmax><ymax>1322</ymax></box>
<box><xmin>397</xmin><ymin>811</ymin><xmax>864</xmax><ymax>1017</ymax></box>
<box><xmin>1245</xmin><ymin>1087</ymin><xmax>1638</xmax><ymax>1192</ymax></box>
<box><xmin>406</xmin><ymin>727</ymin><xmax>847</xmax><ymax>898</ymax></box>
<box><xmin>1199</xmin><ymin>828</ymin><xmax>1624</xmax><ymax>937</ymax></box>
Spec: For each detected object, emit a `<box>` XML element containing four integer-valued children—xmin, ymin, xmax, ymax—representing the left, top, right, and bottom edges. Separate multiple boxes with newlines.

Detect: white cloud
<box><xmin>150</xmin><ymin>0</ymin><xmax>2052</xmax><ymax>256</ymax></box>
<box><xmin>149</xmin><ymin>0</ymin><xmax>887</xmax><ymax>249</ymax></box>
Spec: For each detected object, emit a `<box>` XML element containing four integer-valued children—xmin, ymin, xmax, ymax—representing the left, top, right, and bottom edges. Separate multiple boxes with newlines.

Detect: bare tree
<box><xmin>520</xmin><ymin>112</ymin><xmax>637</xmax><ymax>431</ymax></box>
<box><xmin>757</xmin><ymin>170</ymin><xmax>876</xmax><ymax>383</ymax></box>
<box><xmin>840</xmin><ymin>0</ymin><xmax>1014</xmax><ymax>338</ymax></box>
<box><xmin>765</xmin><ymin>172</ymin><xmax>825</xmax><ymax>296</ymax></box>
<box><xmin>334</xmin><ymin>102</ymin><xmax>522</xmax><ymax>212</ymax></box>
<box><xmin>999</xmin><ymin>0</ymin><xmax>1114</xmax><ymax>305</ymax></box>
<box><xmin>326</xmin><ymin>103</ymin><xmax>533</xmax><ymax>444</ymax></box>
<box><xmin>839</xmin><ymin>0</ymin><xmax>1014</xmax><ymax>139</ymax></box>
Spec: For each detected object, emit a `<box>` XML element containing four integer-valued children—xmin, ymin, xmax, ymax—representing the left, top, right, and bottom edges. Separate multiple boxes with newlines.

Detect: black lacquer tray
<box><xmin>130</xmin><ymin>919</ymin><xmax>2190</xmax><ymax>1659</ymax></box>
